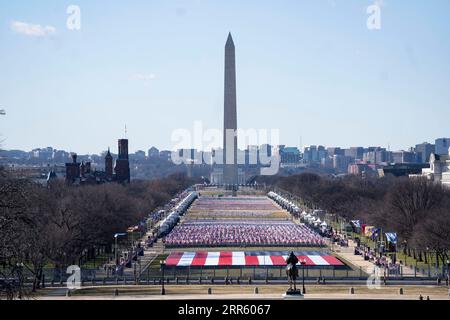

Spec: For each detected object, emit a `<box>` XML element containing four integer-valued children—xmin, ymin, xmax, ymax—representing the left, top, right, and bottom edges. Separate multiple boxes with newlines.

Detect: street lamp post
<box><xmin>446</xmin><ymin>259</ymin><xmax>450</xmax><ymax>288</ymax></box>
<box><xmin>114</xmin><ymin>233</ymin><xmax>127</xmax><ymax>282</ymax></box>
<box><xmin>301</xmin><ymin>259</ymin><xmax>307</xmax><ymax>295</ymax></box>
<box><xmin>16</xmin><ymin>262</ymin><xmax>24</xmax><ymax>299</ymax></box>
<box><xmin>134</xmin><ymin>259</ymin><xmax>137</xmax><ymax>285</ymax></box>
<box><xmin>160</xmin><ymin>260</ymin><xmax>166</xmax><ymax>295</ymax></box>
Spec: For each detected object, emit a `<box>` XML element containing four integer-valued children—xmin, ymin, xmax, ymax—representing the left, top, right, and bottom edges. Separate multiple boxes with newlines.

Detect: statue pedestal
<box><xmin>282</xmin><ymin>289</ymin><xmax>304</xmax><ymax>300</ymax></box>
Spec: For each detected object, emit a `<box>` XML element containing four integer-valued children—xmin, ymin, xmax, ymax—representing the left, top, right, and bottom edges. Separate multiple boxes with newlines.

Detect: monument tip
<box><xmin>226</xmin><ymin>32</ymin><xmax>234</xmax><ymax>46</ymax></box>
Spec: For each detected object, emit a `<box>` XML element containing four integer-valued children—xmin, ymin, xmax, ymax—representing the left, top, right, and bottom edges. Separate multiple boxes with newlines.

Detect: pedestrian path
<box><xmin>333</xmin><ymin>240</ymin><xmax>425</xmax><ymax>277</ymax></box>
<box><xmin>332</xmin><ymin>241</ymin><xmax>373</xmax><ymax>273</ymax></box>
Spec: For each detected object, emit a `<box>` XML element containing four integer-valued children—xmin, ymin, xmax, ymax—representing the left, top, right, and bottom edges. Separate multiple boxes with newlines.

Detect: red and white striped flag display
<box><xmin>166</xmin><ymin>251</ymin><xmax>345</xmax><ymax>268</ymax></box>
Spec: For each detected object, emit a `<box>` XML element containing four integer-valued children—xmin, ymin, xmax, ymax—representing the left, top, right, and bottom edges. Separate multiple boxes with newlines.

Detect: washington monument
<box><xmin>223</xmin><ymin>33</ymin><xmax>238</xmax><ymax>186</ymax></box>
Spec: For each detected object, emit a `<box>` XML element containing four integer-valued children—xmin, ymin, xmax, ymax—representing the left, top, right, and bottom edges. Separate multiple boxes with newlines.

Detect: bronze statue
<box><xmin>285</xmin><ymin>251</ymin><xmax>299</xmax><ymax>293</ymax></box>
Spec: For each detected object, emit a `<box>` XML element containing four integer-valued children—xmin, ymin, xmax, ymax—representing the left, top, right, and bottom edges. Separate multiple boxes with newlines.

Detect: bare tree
<box><xmin>385</xmin><ymin>178</ymin><xmax>445</xmax><ymax>241</ymax></box>
<box><xmin>0</xmin><ymin>174</ymin><xmax>34</xmax><ymax>299</ymax></box>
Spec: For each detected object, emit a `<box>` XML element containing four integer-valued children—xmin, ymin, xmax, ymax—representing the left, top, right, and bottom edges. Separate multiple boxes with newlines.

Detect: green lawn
<box><xmin>81</xmin><ymin>253</ymin><xmax>114</xmax><ymax>269</ymax></box>
<box><xmin>395</xmin><ymin>251</ymin><xmax>445</xmax><ymax>273</ymax></box>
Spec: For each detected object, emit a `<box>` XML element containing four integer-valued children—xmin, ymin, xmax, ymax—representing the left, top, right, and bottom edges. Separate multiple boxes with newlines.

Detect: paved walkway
<box><xmin>332</xmin><ymin>241</ymin><xmax>373</xmax><ymax>273</ymax></box>
<box><xmin>332</xmin><ymin>240</ymin><xmax>424</xmax><ymax>277</ymax></box>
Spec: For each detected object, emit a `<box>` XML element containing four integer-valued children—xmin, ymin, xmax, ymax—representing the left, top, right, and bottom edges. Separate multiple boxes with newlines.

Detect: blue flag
<box><xmin>385</xmin><ymin>232</ymin><xmax>398</xmax><ymax>244</ymax></box>
<box><xmin>351</xmin><ymin>220</ymin><xmax>361</xmax><ymax>228</ymax></box>
<box><xmin>370</xmin><ymin>228</ymin><xmax>381</xmax><ymax>240</ymax></box>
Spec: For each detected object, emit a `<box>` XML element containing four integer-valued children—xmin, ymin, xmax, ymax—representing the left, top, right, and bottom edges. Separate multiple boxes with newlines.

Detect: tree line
<box><xmin>257</xmin><ymin>173</ymin><xmax>450</xmax><ymax>266</ymax></box>
<box><xmin>0</xmin><ymin>167</ymin><xmax>197</xmax><ymax>298</ymax></box>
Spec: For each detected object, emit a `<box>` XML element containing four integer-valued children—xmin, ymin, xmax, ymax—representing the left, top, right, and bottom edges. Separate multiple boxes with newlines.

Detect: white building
<box><xmin>410</xmin><ymin>147</ymin><xmax>450</xmax><ymax>188</ymax></box>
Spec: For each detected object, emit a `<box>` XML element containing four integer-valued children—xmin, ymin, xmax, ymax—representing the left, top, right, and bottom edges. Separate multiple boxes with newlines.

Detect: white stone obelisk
<box><xmin>223</xmin><ymin>33</ymin><xmax>238</xmax><ymax>186</ymax></box>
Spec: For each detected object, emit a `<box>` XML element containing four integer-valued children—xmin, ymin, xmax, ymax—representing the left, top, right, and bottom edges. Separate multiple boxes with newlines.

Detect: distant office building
<box><xmin>302</xmin><ymin>146</ymin><xmax>314</xmax><ymax>163</ymax></box>
<box><xmin>377</xmin><ymin>148</ymin><xmax>390</xmax><ymax>164</ymax></box>
<box><xmin>318</xmin><ymin>146</ymin><xmax>327</xmax><ymax>162</ymax></box>
<box><xmin>363</xmin><ymin>147</ymin><xmax>375</xmax><ymax>159</ymax></box>
<box><xmin>435</xmin><ymin>138</ymin><xmax>450</xmax><ymax>156</ymax></box>
<box><xmin>333</xmin><ymin>155</ymin><xmax>353</xmax><ymax>173</ymax></box>
<box><xmin>32</xmin><ymin>147</ymin><xmax>54</xmax><ymax>161</ymax></box>
<box><xmin>348</xmin><ymin>163</ymin><xmax>376</xmax><ymax>176</ymax></box>
<box><xmin>0</xmin><ymin>149</ymin><xmax>29</xmax><ymax>160</ymax></box>
<box><xmin>321</xmin><ymin>156</ymin><xmax>334</xmax><ymax>169</ymax></box>
<box><xmin>246</xmin><ymin>145</ymin><xmax>259</xmax><ymax>166</ymax></box>
<box><xmin>148</xmin><ymin>147</ymin><xmax>160</xmax><ymax>158</ymax></box>
<box><xmin>415</xmin><ymin>142</ymin><xmax>435</xmax><ymax>163</ymax></box>
<box><xmin>177</xmin><ymin>149</ymin><xmax>204</xmax><ymax>164</ymax></box>
<box><xmin>53</xmin><ymin>150</ymin><xmax>70</xmax><ymax>163</ymax></box>
<box><xmin>327</xmin><ymin>147</ymin><xmax>344</xmax><ymax>157</ymax></box>
<box><xmin>194</xmin><ymin>150</ymin><xmax>205</xmax><ymax>165</ymax></box>
<box><xmin>211</xmin><ymin>148</ymin><xmax>223</xmax><ymax>165</ymax></box>
<box><xmin>260</xmin><ymin>144</ymin><xmax>272</xmax><ymax>158</ymax></box>
<box><xmin>180</xmin><ymin>149</ymin><xmax>203</xmax><ymax>165</ymax></box>
<box><xmin>280</xmin><ymin>147</ymin><xmax>301</xmax><ymax>165</ymax></box>
<box><xmin>176</xmin><ymin>149</ymin><xmax>190</xmax><ymax>163</ymax></box>
<box><xmin>237</xmin><ymin>149</ymin><xmax>246</xmax><ymax>166</ymax></box>
<box><xmin>159</xmin><ymin>150</ymin><xmax>172</xmax><ymax>162</ymax></box>
<box><xmin>391</xmin><ymin>150</ymin><xmax>415</xmax><ymax>164</ymax></box>
<box><xmin>363</xmin><ymin>147</ymin><xmax>389</xmax><ymax>165</ymax></box>
<box><xmin>303</xmin><ymin>145</ymin><xmax>326</xmax><ymax>163</ymax></box>
<box><xmin>132</xmin><ymin>150</ymin><xmax>146</xmax><ymax>160</ymax></box>
<box><xmin>345</xmin><ymin>147</ymin><xmax>364</xmax><ymax>160</ymax></box>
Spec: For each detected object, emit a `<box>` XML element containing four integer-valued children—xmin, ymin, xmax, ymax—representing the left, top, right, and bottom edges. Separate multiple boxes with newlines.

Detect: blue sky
<box><xmin>0</xmin><ymin>0</ymin><xmax>449</xmax><ymax>154</ymax></box>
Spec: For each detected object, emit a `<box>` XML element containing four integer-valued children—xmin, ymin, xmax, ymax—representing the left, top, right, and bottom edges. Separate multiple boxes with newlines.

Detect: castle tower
<box><xmin>105</xmin><ymin>148</ymin><xmax>113</xmax><ymax>180</ymax></box>
<box><xmin>118</xmin><ymin>139</ymin><xmax>129</xmax><ymax>160</ymax></box>
<box><xmin>115</xmin><ymin>139</ymin><xmax>130</xmax><ymax>183</ymax></box>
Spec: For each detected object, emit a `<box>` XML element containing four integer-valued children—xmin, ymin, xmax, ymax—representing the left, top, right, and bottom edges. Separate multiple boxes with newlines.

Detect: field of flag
<box><xmin>165</xmin><ymin>251</ymin><xmax>345</xmax><ymax>268</ymax></box>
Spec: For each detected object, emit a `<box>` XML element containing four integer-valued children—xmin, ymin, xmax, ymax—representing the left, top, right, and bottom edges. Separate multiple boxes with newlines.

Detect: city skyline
<box><xmin>2</xmin><ymin>137</ymin><xmax>447</xmax><ymax>161</ymax></box>
<box><xmin>1</xmin><ymin>1</ymin><xmax>450</xmax><ymax>154</ymax></box>
<box><xmin>0</xmin><ymin>137</ymin><xmax>447</xmax><ymax>155</ymax></box>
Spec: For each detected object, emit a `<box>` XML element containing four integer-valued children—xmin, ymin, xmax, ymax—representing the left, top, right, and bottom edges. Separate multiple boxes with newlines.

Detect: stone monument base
<box><xmin>282</xmin><ymin>289</ymin><xmax>304</xmax><ymax>299</ymax></box>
